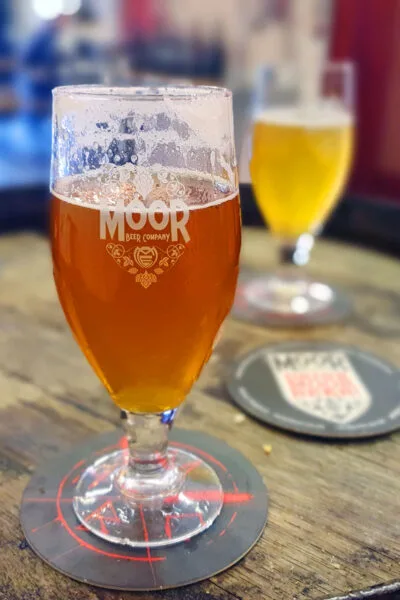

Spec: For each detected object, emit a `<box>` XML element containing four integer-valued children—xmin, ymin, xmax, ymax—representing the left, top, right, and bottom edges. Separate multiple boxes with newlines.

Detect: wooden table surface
<box><xmin>0</xmin><ymin>228</ymin><xmax>400</xmax><ymax>600</ymax></box>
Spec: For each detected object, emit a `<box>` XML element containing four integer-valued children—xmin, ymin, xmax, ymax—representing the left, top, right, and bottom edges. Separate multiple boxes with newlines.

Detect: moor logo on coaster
<box><xmin>228</xmin><ymin>341</ymin><xmax>400</xmax><ymax>439</ymax></box>
<box><xmin>266</xmin><ymin>351</ymin><xmax>371</xmax><ymax>425</ymax></box>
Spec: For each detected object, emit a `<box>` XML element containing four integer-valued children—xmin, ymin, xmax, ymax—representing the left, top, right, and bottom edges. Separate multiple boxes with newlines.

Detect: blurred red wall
<box><xmin>120</xmin><ymin>0</ymin><xmax>159</xmax><ymax>38</ymax></box>
<box><xmin>331</xmin><ymin>0</ymin><xmax>400</xmax><ymax>201</ymax></box>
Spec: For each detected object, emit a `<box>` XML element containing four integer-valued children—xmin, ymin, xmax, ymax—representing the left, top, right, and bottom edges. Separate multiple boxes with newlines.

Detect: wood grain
<box><xmin>0</xmin><ymin>230</ymin><xmax>400</xmax><ymax>600</ymax></box>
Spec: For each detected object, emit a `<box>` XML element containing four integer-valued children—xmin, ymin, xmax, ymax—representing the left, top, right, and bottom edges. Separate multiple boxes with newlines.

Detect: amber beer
<box><xmin>51</xmin><ymin>174</ymin><xmax>240</xmax><ymax>413</ymax></box>
<box><xmin>250</xmin><ymin>107</ymin><xmax>354</xmax><ymax>238</ymax></box>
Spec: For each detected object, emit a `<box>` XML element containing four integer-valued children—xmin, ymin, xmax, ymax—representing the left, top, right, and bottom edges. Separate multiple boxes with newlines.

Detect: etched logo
<box><xmin>100</xmin><ymin>168</ymin><xmax>191</xmax><ymax>288</ymax></box>
<box><xmin>266</xmin><ymin>351</ymin><xmax>371</xmax><ymax>424</ymax></box>
<box><xmin>133</xmin><ymin>246</ymin><xmax>158</xmax><ymax>269</ymax></box>
<box><xmin>100</xmin><ymin>199</ymin><xmax>190</xmax><ymax>244</ymax></box>
<box><xmin>106</xmin><ymin>243</ymin><xmax>185</xmax><ymax>288</ymax></box>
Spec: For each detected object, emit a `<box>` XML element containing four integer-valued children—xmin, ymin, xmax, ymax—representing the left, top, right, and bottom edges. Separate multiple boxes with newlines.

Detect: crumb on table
<box><xmin>234</xmin><ymin>413</ymin><xmax>246</xmax><ymax>424</ymax></box>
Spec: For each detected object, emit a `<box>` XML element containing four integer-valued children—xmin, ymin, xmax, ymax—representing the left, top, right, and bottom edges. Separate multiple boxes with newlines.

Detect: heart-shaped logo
<box><xmin>133</xmin><ymin>246</ymin><xmax>158</xmax><ymax>269</ymax></box>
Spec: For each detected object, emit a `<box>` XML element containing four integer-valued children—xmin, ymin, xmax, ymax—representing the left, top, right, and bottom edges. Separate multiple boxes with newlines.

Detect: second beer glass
<box><xmin>247</xmin><ymin>62</ymin><xmax>354</xmax><ymax>318</ymax></box>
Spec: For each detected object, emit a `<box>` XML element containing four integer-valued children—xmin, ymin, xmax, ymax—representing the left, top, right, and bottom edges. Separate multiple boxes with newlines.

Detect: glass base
<box><xmin>244</xmin><ymin>274</ymin><xmax>334</xmax><ymax>316</ymax></box>
<box><xmin>73</xmin><ymin>448</ymin><xmax>223</xmax><ymax>548</ymax></box>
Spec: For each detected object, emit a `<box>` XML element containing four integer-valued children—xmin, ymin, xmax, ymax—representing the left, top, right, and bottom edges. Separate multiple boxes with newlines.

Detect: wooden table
<box><xmin>0</xmin><ymin>229</ymin><xmax>400</xmax><ymax>600</ymax></box>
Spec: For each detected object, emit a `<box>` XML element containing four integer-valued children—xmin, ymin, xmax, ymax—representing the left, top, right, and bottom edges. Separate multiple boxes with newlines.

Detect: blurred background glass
<box><xmin>1</xmin><ymin>0</ymin><xmax>400</xmax><ymax>257</ymax></box>
<box><xmin>245</xmin><ymin>61</ymin><xmax>354</xmax><ymax>317</ymax></box>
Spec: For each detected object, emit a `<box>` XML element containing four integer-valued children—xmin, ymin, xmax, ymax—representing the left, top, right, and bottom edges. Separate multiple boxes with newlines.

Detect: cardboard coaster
<box><xmin>21</xmin><ymin>429</ymin><xmax>268</xmax><ymax>591</ymax></box>
<box><xmin>228</xmin><ymin>341</ymin><xmax>400</xmax><ymax>439</ymax></box>
<box><xmin>232</xmin><ymin>270</ymin><xmax>352</xmax><ymax>327</ymax></box>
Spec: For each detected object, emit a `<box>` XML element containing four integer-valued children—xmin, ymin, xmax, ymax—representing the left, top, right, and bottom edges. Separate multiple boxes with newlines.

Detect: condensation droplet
<box><xmin>130</xmin><ymin>154</ymin><xmax>138</xmax><ymax>164</ymax></box>
<box><xmin>113</xmin><ymin>155</ymin><xmax>121</xmax><ymax>163</ymax></box>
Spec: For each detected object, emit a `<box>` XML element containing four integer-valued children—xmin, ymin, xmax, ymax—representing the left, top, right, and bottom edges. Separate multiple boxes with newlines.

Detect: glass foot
<box><xmin>244</xmin><ymin>274</ymin><xmax>334</xmax><ymax>316</ymax></box>
<box><xmin>73</xmin><ymin>447</ymin><xmax>223</xmax><ymax>548</ymax></box>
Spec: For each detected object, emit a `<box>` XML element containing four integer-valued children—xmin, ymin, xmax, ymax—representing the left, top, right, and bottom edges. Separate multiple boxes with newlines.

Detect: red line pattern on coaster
<box><xmin>85</xmin><ymin>500</ymin><xmax>122</xmax><ymax>535</ymax></box>
<box><xmin>23</xmin><ymin>439</ymin><xmax>253</xmax><ymax>575</ymax></box>
<box><xmin>52</xmin><ymin>544</ymin><xmax>81</xmax><ymax>563</ymax></box>
<box><xmin>164</xmin><ymin>512</ymin><xmax>205</xmax><ymax>540</ymax></box>
<box><xmin>31</xmin><ymin>517</ymin><xmax>60</xmax><ymax>533</ymax></box>
<box><xmin>139</xmin><ymin>503</ymin><xmax>157</xmax><ymax>585</ymax></box>
<box><xmin>54</xmin><ymin>459</ymin><xmax>166</xmax><ymax>563</ymax></box>
<box><xmin>181</xmin><ymin>459</ymin><xmax>202</xmax><ymax>475</ymax></box>
<box><xmin>118</xmin><ymin>436</ymin><xmax>129</xmax><ymax>450</ymax></box>
<box><xmin>162</xmin><ymin>491</ymin><xmax>253</xmax><ymax>503</ymax></box>
<box><xmin>171</xmin><ymin>441</ymin><xmax>228</xmax><ymax>472</ymax></box>
<box><xmin>88</xmin><ymin>465</ymin><xmax>116</xmax><ymax>490</ymax></box>
<box><xmin>24</xmin><ymin>492</ymin><xmax>254</xmax><ymax>505</ymax></box>
<box><xmin>227</xmin><ymin>511</ymin><xmax>238</xmax><ymax>528</ymax></box>
<box><xmin>219</xmin><ymin>511</ymin><xmax>238</xmax><ymax>538</ymax></box>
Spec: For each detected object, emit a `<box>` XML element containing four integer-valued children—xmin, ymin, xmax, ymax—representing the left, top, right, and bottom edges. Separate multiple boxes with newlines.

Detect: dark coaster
<box><xmin>232</xmin><ymin>270</ymin><xmax>352</xmax><ymax>327</ymax></box>
<box><xmin>21</xmin><ymin>429</ymin><xmax>268</xmax><ymax>591</ymax></box>
<box><xmin>228</xmin><ymin>341</ymin><xmax>400</xmax><ymax>439</ymax></box>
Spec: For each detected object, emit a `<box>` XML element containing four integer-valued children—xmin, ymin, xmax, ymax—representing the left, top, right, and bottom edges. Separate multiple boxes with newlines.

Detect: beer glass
<box><xmin>51</xmin><ymin>86</ymin><xmax>240</xmax><ymax>546</ymax></box>
<box><xmin>247</xmin><ymin>62</ymin><xmax>354</xmax><ymax>317</ymax></box>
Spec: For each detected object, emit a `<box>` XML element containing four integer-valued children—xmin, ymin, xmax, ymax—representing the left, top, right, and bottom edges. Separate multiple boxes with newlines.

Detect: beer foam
<box><xmin>53</xmin><ymin>87</ymin><xmax>233</xmax><ymax>150</ymax></box>
<box><xmin>255</xmin><ymin>105</ymin><xmax>353</xmax><ymax>129</ymax></box>
<box><xmin>52</xmin><ymin>189</ymin><xmax>237</xmax><ymax>212</ymax></box>
<box><xmin>52</xmin><ymin>86</ymin><xmax>236</xmax><ymax>192</ymax></box>
<box><xmin>52</xmin><ymin>169</ymin><xmax>237</xmax><ymax>212</ymax></box>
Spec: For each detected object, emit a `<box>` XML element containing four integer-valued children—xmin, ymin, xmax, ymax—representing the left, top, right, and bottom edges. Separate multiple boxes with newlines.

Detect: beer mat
<box><xmin>227</xmin><ymin>341</ymin><xmax>400</xmax><ymax>439</ymax></box>
<box><xmin>21</xmin><ymin>429</ymin><xmax>268</xmax><ymax>591</ymax></box>
<box><xmin>232</xmin><ymin>270</ymin><xmax>352</xmax><ymax>327</ymax></box>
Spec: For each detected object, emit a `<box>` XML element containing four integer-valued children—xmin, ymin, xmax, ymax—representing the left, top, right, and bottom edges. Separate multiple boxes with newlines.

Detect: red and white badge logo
<box><xmin>266</xmin><ymin>351</ymin><xmax>371</xmax><ymax>424</ymax></box>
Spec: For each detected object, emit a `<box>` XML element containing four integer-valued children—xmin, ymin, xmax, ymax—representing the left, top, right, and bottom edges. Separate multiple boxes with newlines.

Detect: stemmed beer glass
<box><xmin>51</xmin><ymin>85</ymin><xmax>241</xmax><ymax>546</ymax></box>
<box><xmin>246</xmin><ymin>62</ymin><xmax>354</xmax><ymax>319</ymax></box>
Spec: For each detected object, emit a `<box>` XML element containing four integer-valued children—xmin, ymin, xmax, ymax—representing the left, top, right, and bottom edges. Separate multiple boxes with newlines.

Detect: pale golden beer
<box><xmin>250</xmin><ymin>107</ymin><xmax>354</xmax><ymax>238</ymax></box>
<box><xmin>51</xmin><ymin>173</ymin><xmax>241</xmax><ymax>413</ymax></box>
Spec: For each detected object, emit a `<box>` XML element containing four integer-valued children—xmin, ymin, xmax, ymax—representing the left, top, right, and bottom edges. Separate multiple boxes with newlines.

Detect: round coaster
<box><xmin>232</xmin><ymin>270</ymin><xmax>352</xmax><ymax>327</ymax></box>
<box><xmin>21</xmin><ymin>429</ymin><xmax>268</xmax><ymax>591</ymax></box>
<box><xmin>228</xmin><ymin>341</ymin><xmax>400</xmax><ymax>439</ymax></box>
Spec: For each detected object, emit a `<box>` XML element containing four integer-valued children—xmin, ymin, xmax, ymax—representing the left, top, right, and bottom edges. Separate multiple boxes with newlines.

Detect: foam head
<box><xmin>51</xmin><ymin>86</ymin><xmax>237</xmax><ymax>202</ymax></box>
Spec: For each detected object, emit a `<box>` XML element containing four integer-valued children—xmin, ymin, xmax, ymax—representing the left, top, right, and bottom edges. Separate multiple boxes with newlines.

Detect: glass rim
<box><xmin>52</xmin><ymin>84</ymin><xmax>232</xmax><ymax>100</ymax></box>
<box><xmin>256</xmin><ymin>60</ymin><xmax>355</xmax><ymax>73</ymax></box>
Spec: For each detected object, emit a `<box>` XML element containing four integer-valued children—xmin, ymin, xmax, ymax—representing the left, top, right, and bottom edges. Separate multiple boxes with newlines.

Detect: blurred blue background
<box><xmin>4</xmin><ymin>0</ymin><xmax>400</xmax><ymax>255</ymax></box>
<box><xmin>0</xmin><ymin>0</ymin><xmax>333</xmax><ymax>222</ymax></box>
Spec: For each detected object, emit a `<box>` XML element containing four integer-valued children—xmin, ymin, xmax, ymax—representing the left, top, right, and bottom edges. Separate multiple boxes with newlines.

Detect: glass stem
<box><xmin>278</xmin><ymin>241</ymin><xmax>298</xmax><ymax>268</ymax></box>
<box><xmin>277</xmin><ymin>235</ymin><xmax>314</xmax><ymax>277</ymax></box>
<box><xmin>122</xmin><ymin>411</ymin><xmax>173</xmax><ymax>476</ymax></box>
<box><xmin>117</xmin><ymin>410</ymin><xmax>181</xmax><ymax>501</ymax></box>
